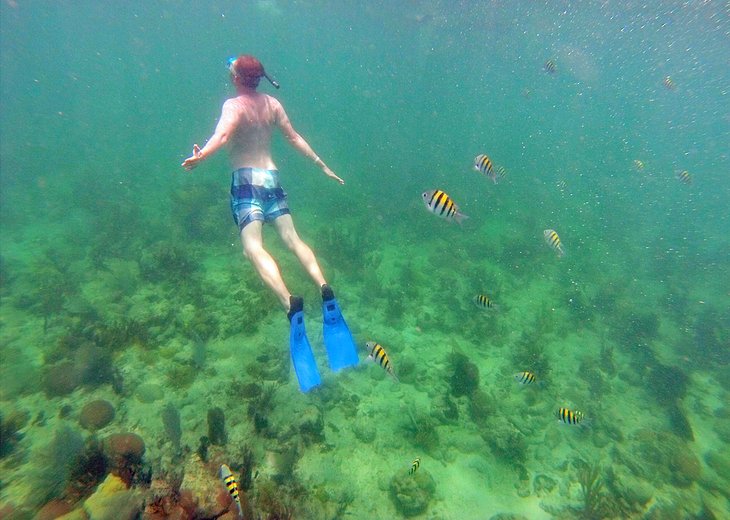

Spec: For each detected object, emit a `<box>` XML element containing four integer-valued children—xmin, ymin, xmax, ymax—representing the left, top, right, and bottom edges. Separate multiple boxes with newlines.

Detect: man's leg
<box><xmin>241</xmin><ymin>220</ymin><xmax>292</xmax><ymax>311</ymax></box>
<box><xmin>273</xmin><ymin>214</ymin><xmax>327</xmax><ymax>289</ymax></box>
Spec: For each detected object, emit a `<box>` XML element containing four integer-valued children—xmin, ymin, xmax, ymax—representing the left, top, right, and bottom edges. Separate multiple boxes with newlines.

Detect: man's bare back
<box><xmin>223</xmin><ymin>93</ymin><xmax>279</xmax><ymax>170</ymax></box>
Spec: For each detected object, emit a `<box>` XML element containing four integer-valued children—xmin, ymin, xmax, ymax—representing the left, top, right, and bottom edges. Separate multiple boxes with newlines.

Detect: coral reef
<box><xmin>389</xmin><ymin>469</ymin><xmax>436</xmax><ymax>517</ymax></box>
<box><xmin>102</xmin><ymin>432</ymin><xmax>146</xmax><ymax>485</ymax></box>
<box><xmin>483</xmin><ymin>418</ymin><xmax>527</xmax><ymax>466</ymax></box>
<box><xmin>79</xmin><ymin>399</ymin><xmax>115</xmax><ymax>431</ymax></box>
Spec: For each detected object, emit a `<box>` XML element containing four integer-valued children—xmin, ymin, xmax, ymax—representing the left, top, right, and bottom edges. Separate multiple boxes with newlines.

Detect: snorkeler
<box><xmin>181</xmin><ymin>55</ymin><xmax>358</xmax><ymax>392</ymax></box>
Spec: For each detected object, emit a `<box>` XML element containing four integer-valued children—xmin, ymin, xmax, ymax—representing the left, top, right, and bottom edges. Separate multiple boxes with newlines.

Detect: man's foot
<box><xmin>288</xmin><ymin>296</ymin><xmax>321</xmax><ymax>392</ymax></box>
<box><xmin>321</xmin><ymin>288</ymin><xmax>359</xmax><ymax>371</ymax></box>
<box><xmin>287</xmin><ymin>295</ymin><xmax>304</xmax><ymax>322</ymax></box>
<box><xmin>321</xmin><ymin>284</ymin><xmax>335</xmax><ymax>302</ymax></box>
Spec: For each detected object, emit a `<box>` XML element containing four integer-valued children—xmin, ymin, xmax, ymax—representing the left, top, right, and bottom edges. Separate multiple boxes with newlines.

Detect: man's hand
<box><xmin>181</xmin><ymin>144</ymin><xmax>203</xmax><ymax>171</ymax></box>
<box><xmin>322</xmin><ymin>165</ymin><xmax>345</xmax><ymax>185</ymax></box>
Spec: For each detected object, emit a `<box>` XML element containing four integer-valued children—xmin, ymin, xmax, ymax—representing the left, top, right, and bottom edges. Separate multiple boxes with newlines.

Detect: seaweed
<box><xmin>161</xmin><ymin>403</ymin><xmax>182</xmax><ymax>452</ymax></box>
<box><xmin>247</xmin><ymin>382</ymin><xmax>279</xmax><ymax>436</ymax></box>
<box><xmin>139</xmin><ymin>240</ymin><xmax>200</xmax><ymax>283</ymax></box>
<box><xmin>573</xmin><ymin>459</ymin><xmax>607</xmax><ymax>520</ymax></box>
<box><xmin>402</xmin><ymin>409</ymin><xmax>440</xmax><ymax>454</ymax></box>
<box><xmin>510</xmin><ymin>326</ymin><xmax>552</xmax><ymax>385</ymax></box>
<box><xmin>0</xmin><ymin>410</ymin><xmax>28</xmax><ymax>458</ymax></box>
<box><xmin>448</xmin><ymin>351</ymin><xmax>480</xmax><ymax>398</ymax></box>
<box><xmin>165</xmin><ymin>362</ymin><xmax>198</xmax><ymax>390</ymax></box>
<box><xmin>13</xmin><ymin>252</ymin><xmax>77</xmax><ymax>331</ymax></box>
<box><xmin>207</xmin><ymin>407</ymin><xmax>227</xmax><ymax>446</ymax></box>
<box><xmin>30</xmin><ymin>424</ymin><xmax>85</xmax><ymax>506</ymax></box>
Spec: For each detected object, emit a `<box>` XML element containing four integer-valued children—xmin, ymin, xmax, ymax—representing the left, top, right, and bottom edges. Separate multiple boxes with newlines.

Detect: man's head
<box><xmin>230</xmin><ymin>55</ymin><xmax>265</xmax><ymax>90</ymax></box>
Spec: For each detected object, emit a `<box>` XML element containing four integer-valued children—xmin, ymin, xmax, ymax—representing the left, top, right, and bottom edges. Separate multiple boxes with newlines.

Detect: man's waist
<box><xmin>231</xmin><ymin>167</ymin><xmax>280</xmax><ymax>188</ymax></box>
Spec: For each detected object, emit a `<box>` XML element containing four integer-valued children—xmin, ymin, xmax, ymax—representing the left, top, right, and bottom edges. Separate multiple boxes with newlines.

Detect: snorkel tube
<box><xmin>227</xmin><ymin>56</ymin><xmax>280</xmax><ymax>89</ymax></box>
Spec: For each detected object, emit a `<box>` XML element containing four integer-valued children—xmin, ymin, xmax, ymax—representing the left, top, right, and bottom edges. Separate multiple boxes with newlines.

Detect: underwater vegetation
<box><xmin>448</xmin><ymin>350</ymin><xmax>480</xmax><ymax>398</ymax></box>
<box><xmin>139</xmin><ymin>241</ymin><xmax>200</xmax><ymax>285</ymax></box>
<box><xmin>207</xmin><ymin>407</ymin><xmax>227</xmax><ymax>446</ymax></box>
<box><xmin>574</xmin><ymin>460</ymin><xmax>606</xmax><ymax>520</ymax></box>
<box><xmin>402</xmin><ymin>410</ymin><xmax>440</xmax><ymax>454</ymax></box>
<box><xmin>168</xmin><ymin>179</ymin><xmax>230</xmax><ymax>245</ymax></box>
<box><xmin>0</xmin><ymin>410</ymin><xmax>29</xmax><ymax>458</ymax></box>
<box><xmin>160</xmin><ymin>403</ymin><xmax>182</xmax><ymax>453</ymax></box>
<box><xmin>11</xmin><ymin>251</ymin><xmax>78</xmax><ymax>331</ymax></box>
<box><xmin>691</xmin><ymin>306</ymin><xmax>730</xmax><ymax>366</ymax></box>
<box><xmin>509</xmin><ymin>323</ymin><xmax>552</xmax><ymax>386</ymax></box>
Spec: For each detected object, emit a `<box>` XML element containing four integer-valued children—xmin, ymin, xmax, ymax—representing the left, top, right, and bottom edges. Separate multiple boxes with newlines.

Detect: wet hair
<box><xmin>231</xmin><ymin>55</ymin><xmax>264</xmax><ymax>89</ymax></box>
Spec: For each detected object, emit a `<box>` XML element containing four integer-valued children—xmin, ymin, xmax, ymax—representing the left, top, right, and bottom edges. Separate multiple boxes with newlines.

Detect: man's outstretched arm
<box><xmin>275</xmin><ymin>100</ymin><xmax>344</xmax><ymax>184</ymax></box>
<box><xmin>182</xmin><ymin>100</ymin><xmax>238</xmax><ymax>171</ymax></box>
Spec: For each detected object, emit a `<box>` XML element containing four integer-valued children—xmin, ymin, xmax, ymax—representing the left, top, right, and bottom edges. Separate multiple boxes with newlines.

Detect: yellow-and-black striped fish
<box><xmin>556</xmin><ymin>179</ymin><xmax>567</xmax><ymax>191</ymax></box>
<box><xmin>409</xmin><ymin>457</ymin><xmax>421</xmax><ymax>475</ymax></box>
<box><xmin>544</xmin><ymin>59</ymin><xmax>557</xmax><ymax>74</ymax></box>
<box><xmin>219</xmin><ymin>464</ymin><xmax>243</xmax><ymax>518</ymax></box>
<box><xmin>365</xmin><ymin>341</ymin><xmax>398</xmax><ymax>381</ymax></box>
<box><xmin>474</xmin><ymin>154</ymin><xmax>497</xmax><ymax>183</ymax></box>
<box><xmin>676</xmin><ymin>170</ymin><xmax>692</xmax><ymax>185</ymax></box>
<box><xmin>473</xmin><ymin>294</ymin><xmax>496</xmax><ymax>310</ymax></box>
<box><xmin>514</xmin><ymin>371</ymin><xmax>536</xmax><ymax>385</ymax></box>
<box><xmin>557</xmin><ymin>407</ymin><xmax>584</xmax><ymax>425</ymax></box>
<box><xmin>633</xmin><ymin>159</ymin><xmax>645</xmax><ymax>171</ymax></box>
<box><xmin>495</xmin><ymin>165</ymin><xmax>507</xmax><ymax>180</ymax></box>
<box><xmin>663</xmin><ymin>75</ymin><xmax>676</xmax><ymax>90</ymax></box>
<box><xmin>422</xmin><ymin>189</ymin><xmax>467</xmax><ymax>224</ymax></box>
<box><xmin>543</xmin><ymin>229</ymin><xmax>565</xmax><ymax>257</ymax></box>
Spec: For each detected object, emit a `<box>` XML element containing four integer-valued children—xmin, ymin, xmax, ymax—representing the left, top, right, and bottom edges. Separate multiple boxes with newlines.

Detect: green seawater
<box><xmin>1</xmin><ymin>1</ymin><xmax>729</xmax><ymax>518</ymax></box>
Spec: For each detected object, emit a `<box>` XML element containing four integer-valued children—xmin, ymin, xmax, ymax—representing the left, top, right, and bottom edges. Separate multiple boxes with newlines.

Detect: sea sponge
<box><xmin>36</xmin><ymin>499</ymin><xmax>73</xmax><ymax>520</ymax></box>
<box><xmin>389</xmin><ymin>469</ymin><xmax>436</xmax><ymax>517</ymax></box>
<box><xmin>42</xmin><ymin>360</ymin><xmax>81</xmax><ymax>396</ymax></box>
<box><xmin>79</xmin><ymin>400</ymin><xmax>115</xmax><ymax>431</ymax></box>
<box><xmin>103</xmin><ymin>433</ymin><xmax>145</xmax><ymax>465</ymax></box>
<box><xmin>670</xmin><ymin>449</ymin><xmax>702</xmax><ymax>488</ymax></box>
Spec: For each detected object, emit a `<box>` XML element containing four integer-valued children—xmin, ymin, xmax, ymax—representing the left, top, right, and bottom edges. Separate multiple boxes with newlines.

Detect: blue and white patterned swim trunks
<box><xmin>230</xmin><ymin>167</ymin><xmax>290</xmax><ymax>231</ymax></box>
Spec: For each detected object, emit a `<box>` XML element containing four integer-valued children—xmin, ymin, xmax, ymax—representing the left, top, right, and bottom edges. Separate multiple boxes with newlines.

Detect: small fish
<box><xmin>495</xmin><ymin>165</ymin><xmax>507</xmax><ymax>180</ymax></box>
<box><xmin>544</xmin><ymin>59</ymin><xmax>557</xmax><ymax>74</ymax></box>
<box><xmin>409</xmin><ymin>457</ymin><xmax>421</xmax><ymax>475</ymax></box>
<box><xmin>544</xmin><ymin>229</ymin><xmax>565</xmax><ymax>257</ymax></box>
<box><xmin>633</xmin><ymin>159</ymin><xmax>644</xmax><ymax>171</ymax></box>
<box><xmin>557</xmin><ymin>407</ymin><xmax>584</xmax><ymax>425</ymax></box>
<box><xmin>473</xmin><ymin>294</ymin><xmax>497</xmax><ymax>310</ymax></box>
<box><xmin>365</xmin><ymin>341</ymin><xmax>398</xmax><ymax>381</ymax></box>
<box><xmin>474</xmin><ymin>154</ymin><xmax>496</xmax><ymax>183</ymax></box>
<box><xmin>219</xmin><ymin>464</ymin><xmax>243</xmax><ymax>518</ymax></box>
<box><xmin>514</xmin><ymin>371</ymin><xmax>537</xmax><ymax>385</ymax></box>
<box><xmin>676</xmin><ymin>170</ymin><xmax>692</xmax><ymax>185</ymax></box>
<box><xmin>422</xmin><ymin>190</ymin><xmax>468</xmax><ymax>224</ymax></box>
<box><xmin>556</xmin><ymin>179</ymin><xmax>567</xmax><ymax>191</ymax></box>
<box><xmin>663</xmin><ymin>75</ymin><xmax>676</xmax><ymax>90</ymax></box>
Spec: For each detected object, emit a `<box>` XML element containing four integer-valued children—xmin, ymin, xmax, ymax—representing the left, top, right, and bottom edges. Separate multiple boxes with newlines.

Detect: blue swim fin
<box><xmin>322</xmin><ymin>293</ymin><xmax>359</xmax><ymax>371</ymax></box>
<box><xmin>289</xmin><ymin>308</ymin><xmax>321</xmax><ymax>393</ymax></box>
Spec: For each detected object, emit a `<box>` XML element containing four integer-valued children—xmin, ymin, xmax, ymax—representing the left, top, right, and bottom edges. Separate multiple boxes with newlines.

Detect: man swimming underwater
<box><xmin>181</xmin><ymin>55</ymin><xmax>358</xmax><ymax>392</ymax></box>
